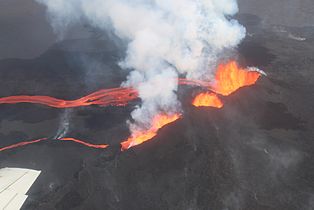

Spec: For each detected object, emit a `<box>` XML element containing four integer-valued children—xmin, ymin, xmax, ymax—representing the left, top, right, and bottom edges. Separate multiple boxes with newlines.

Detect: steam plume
<box><xmin>37</xmin><ymin>0</ymin><xmax>246</xmax><ymax>132</ymax></box>
<box><xmin>54</xmin><ymin>109</ymin><xmax>72</xmax><ymax>139</ymax></box>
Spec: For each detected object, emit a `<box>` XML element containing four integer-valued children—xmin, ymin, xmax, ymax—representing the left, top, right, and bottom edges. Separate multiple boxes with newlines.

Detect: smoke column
<box><xmin>36</xmin><ymin>0</ymin><xmax>246</xmax><ymax>133</ymax></box>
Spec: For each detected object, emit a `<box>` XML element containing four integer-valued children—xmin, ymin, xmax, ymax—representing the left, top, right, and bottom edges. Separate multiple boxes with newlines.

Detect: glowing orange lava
<box><xmin>192</xmin><ymin>92</ymin><xmax>223</xmax><ymax>108</ymax></box>
<box><xmin>58</xmin><ymin>137</ymin><xmax>108</xmax><ymax>149</ymax></box>
<box><xmin>0</xmin><ymin>61</ymin><xmax>261</xmax><ymax>108</ymax></box>
<box><xmin>0</xmin><ymin>88</ymin><xmax>138</xmax><ymax>108</ymax></box>
<box><xmin>0</xmin><ymin>138</ymin><xmax>48</xmax><ymax>152</ymax></box>
<box><xmin>0</xmin><ymin>80</ymin><xmax>205</xmax><ymax>109</ymax></box>
<box><xmin>213</xmin><ymin>61</ymin><xmax>261</xmax><ymax>96</ymax></box>
<box><xmin>0</xmin><ymin>137</ymin><xmax>109</xmax><ymax>152</ymax></box>
<box><xmin>121</xmin><ymin>114</ymin><xmax>181</xmax><ymax>151</ymax></box>
<box><xmin>0</xmin><ymin>60</ymin><xmax>263</xmax><ymax>153</ymax></box>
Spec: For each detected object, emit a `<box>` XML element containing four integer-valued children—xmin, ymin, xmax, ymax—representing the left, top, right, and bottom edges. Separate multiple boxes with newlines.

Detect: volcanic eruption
<box><xmin>2</xmin><ymin>0</ymin><xmax>313</xmax><ymax>209</ymax></box>
<box><xmin>0</xmin><ymin>0</ymin><xmax>265</xmax><ymax>154</ymax></box>
<box><xmin>34</xmin><ymin>0</ymin><xmax>246</xmax><ymax>144</ymax></box>
<box><xmin>0</xmin><ymin>60</ymin><xmax>263</xmax><ymax>152</ymax></box>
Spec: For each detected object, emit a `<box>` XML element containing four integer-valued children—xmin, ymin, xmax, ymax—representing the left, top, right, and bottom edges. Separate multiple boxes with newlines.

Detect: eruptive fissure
<box><xmin>121</xmin><ymin>113</ymin><xmax>181</xmax><ymax>151</ymax></box>
<box><xmin>0</xmin><ymin>61</ymin><xmax>263</xmax><ymax>153</ymax></box>
<box><xmin>191</xmin><ymin>61</ymin><xmax>262</xmax><ymax>108</ymax></box>
<box><xmin>212</xmin><ymin>61</ymin><xmax>261</xmax><ymax>96</ymax></box>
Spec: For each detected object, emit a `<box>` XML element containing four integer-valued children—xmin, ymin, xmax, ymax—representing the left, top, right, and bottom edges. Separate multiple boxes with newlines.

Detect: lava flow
<box><xmin>0</xmin><ymin>137</ymin><xmax>108</xmax><ymax>152</ymax></box>
<box><xmin>0</xmin><ymin>60</ymin><xmax>263</xmax><ymax>153</ymax></box>
<box><xmin>0</xmin><ymin>80</ymin><xmax>206</xmax><ymax>109</ymax></box>
<box><xmin>192</xmin><ymin>92</ymin><xmax>223</xmax><ymax>108</ymax></box>
<box><xmin>58</xmin><ymin>137</ymin><xmax>109</xmax><ymax>149</ymax></box>
<box><xmin>212</xmin><ymin>61</ymin><xmax>261</xmax><ymax>96</ymax></box>
<box><xmin>121</xmin><ymin>113</ymin><xmax>181</xmax><ymax>151</ymax></box>
<box><xmin>0</xmin><ymin>88</ymin><xmax>138</xmax><ymax>108</ymax></box>
<box><xmin>0</xmin><ymin>138</ymin><xmax>48</xmax><ymax>152</ymax></box>
<box><xmin>0</xmin><ymin>61</ymin><xmax>261</xmax><ymax>109</ymax></box>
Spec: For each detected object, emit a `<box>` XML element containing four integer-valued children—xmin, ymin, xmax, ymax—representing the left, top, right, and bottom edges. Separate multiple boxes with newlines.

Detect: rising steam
<box><xmin>54</xmin><ymin>109</ymin><xmax>72</xmax><ymax>139</ymax></box>
<box><xmin>36</xmin><ymin>0</ymin><xmax>246</xmax><ymax>133</ymax></box>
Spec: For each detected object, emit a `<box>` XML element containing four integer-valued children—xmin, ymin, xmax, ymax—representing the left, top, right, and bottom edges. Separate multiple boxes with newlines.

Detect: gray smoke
<box><xmin>36</xmin><ymin>0</ymin><xmax>246</xmax><ymax>132</ymax></box>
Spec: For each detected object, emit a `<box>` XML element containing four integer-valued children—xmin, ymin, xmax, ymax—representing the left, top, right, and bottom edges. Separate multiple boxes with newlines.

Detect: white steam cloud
<box><xmin>37</xmin><ymin>0</ymin><xmax>246</xmax><ymax>132</ymax></box>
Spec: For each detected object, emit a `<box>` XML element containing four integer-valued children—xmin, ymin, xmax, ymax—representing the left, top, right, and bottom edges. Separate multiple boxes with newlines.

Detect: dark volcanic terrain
<box><xmin>0</xmin><ymin>1</ymin><xmax>314</xmax><ymax>210</ymax></box>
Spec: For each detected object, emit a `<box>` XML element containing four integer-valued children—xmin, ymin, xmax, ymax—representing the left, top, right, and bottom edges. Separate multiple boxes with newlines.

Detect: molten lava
<box><xmin>213</xmin><ymin>61</ymin><xmax>261</xmax><ymax>96</ymax></box>
<box><xmin>0</xmin><ymin>80</ymin><xmax>207</xmax><ymax>109</ymax></box>
<box><xmin>0</xmin><ymin>88</ymin><xmax>138</xmax><ymax>108</ymax></box>
<box><xmin>0</xmin><ymin>138</ymin><xmax>48</xmax><ymax>152</ymax></box>
<box><xmin>0</xmin><ymin>137</ymin><xmax>109</xmax><ymax>152</ymax></box>
<box><xmin>121</xmin><ymin>114</ymin><xmax>181</xmax><ymax>151</ymax></box>
<box><xmin>58</xmin><ymin>137</ymin><xmax>108</xmax><ymax>149</ymax></box>
<box><xmin>192</xmin><ymin>92</ymin><xmax>223</xmax><ymax>108</ymax></box>
<box><xmin>0</xmin><ymin>60</ymin><xmax>263</xmax><ymax>153</ymax></box>
<box><xmin>0</xmin><ymin>61</ymin><xmax>261</xmax><ymax>109</ymax></box>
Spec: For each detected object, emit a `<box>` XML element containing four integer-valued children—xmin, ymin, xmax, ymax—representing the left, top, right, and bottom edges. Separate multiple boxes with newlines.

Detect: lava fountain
<box><xmin>213</xmin><ymin>61</ymin><xmax>261</xmax><ymax>96</ymax></box>
<box><xmin>121</xmin><ymin>113</ymin><xmax>181</xmax><ymax>151</ymax></box>
<box><xmin>192</xmin><ymin>92</ymin><xmax>224</xmax><ymax>108</ymax></box>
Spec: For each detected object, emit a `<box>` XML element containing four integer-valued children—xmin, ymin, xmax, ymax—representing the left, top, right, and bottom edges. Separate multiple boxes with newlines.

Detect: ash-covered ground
<box><xmin>0</xmin><ymin>1</ymin><xmax>314</xmax><ymax>210</ymax></box>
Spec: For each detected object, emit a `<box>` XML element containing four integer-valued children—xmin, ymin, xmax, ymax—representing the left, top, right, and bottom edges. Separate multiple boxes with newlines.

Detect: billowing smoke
<box><xmin>36</xmin><ymin>0</ymin><xmax>246</xmax><ymax>132</ymax></box>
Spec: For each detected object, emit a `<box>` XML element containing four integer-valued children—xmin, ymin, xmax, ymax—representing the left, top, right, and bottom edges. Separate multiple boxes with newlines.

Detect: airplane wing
<box><xmin>0</xmin><ymin>168</ymin><xmax>41</xmax><ymax>210</ymax></box>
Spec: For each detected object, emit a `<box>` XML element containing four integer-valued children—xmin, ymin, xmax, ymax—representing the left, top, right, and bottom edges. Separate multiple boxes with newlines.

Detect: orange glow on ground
<box><xmin>121</xmin><ymin>114</ymin><xmax>181</xmax><ymax>151</ymax></box>
<box><xmin>213</xmin><ymin>61</ymin><xmax>261</xmax><ymax>96</ymax></box>
<box><xmin>192</xmin><ymin>92</ymin><xmax>223</xmax><ymax>108</ymax></box>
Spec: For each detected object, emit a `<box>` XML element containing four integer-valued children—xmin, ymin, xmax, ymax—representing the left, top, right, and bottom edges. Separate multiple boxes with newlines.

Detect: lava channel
<box><xmin>0</xmin><ymin>87</ymin><xmax>138</xmax><ymax>108</ymax></box>
<box><xmin>58</xmin><ymin>137</ymin><xmax>109</xmax><ymax>149</ymax></box>
<box><xmin>0</xmin><ymin>138</ymin><xmax>48</xmax><ymax>152</ymax></box>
